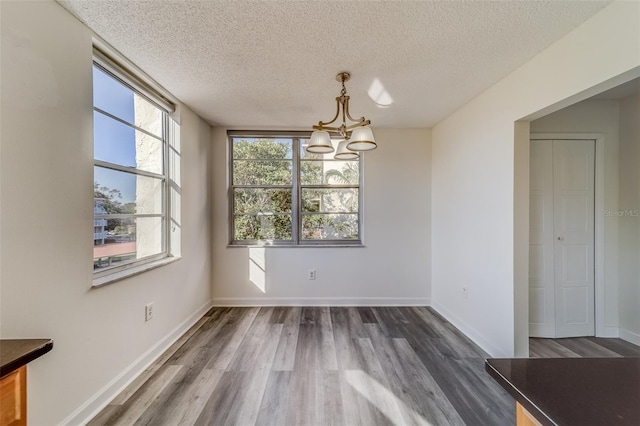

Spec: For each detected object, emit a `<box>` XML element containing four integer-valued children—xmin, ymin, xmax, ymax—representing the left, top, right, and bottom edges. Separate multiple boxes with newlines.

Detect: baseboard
<box><xmin>60</xmin><ymin>300</ymin><xmax>214</xmax><ymax>426</ymax></box>
<box><xmin>598</xmin><ymin>325</ymin><xmax>620</xmax><ymax>338</ymax></box>
<box><xmin>210</xmin><ymin>297</ymin><xmax>430</xmax><ymax>307</ymax></box>
<box><xmin>431</xmin><ymin>302</ymin><xmax>508</xmax><ymax>358</ymax></box>
<box><xmin>529</xmin><ymin>324</ymin><xmax>555</xmax><ymax>338</ymax></box>
<box><xmin>619</xmin><ymin>327</ymin><xmax>640</xmax><ymax>346</ymax></box>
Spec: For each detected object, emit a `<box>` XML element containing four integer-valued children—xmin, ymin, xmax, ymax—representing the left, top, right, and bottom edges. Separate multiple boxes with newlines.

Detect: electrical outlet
<box><xmin>145</xmin><ymin>303</ymin><xmax>154</xmax><ymax>321</ymax></box>
<box><xmin>462</xmin><ymin>287</ymin><xmax>468</xmax><ymax>299</ymax></box>
<box><xmin>308</xmin><ymin>269</ymin><xmax>316</xmax><ymax>280</ymax></box>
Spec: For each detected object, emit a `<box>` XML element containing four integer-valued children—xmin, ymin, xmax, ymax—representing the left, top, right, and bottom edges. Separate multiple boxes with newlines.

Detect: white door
<box><xmin>529</xmin><ymin>139</ymin><xmax>595</xmax><ymax>338</ymax></box>
<box><xmin>529</xmin><ymin>140</ymin><xmax>556</xmax><ymax>337</ymax></box>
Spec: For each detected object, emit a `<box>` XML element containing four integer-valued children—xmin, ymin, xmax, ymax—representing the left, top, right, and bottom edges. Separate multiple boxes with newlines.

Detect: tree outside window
<box><xmin>230</xmin><ymin>134</ymin><xmax>361</xmax><ymax>245</ymax></box>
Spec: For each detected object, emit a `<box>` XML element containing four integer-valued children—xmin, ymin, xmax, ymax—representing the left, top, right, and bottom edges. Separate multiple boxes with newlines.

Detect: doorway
<box><xmin>529</xmin><ymin>138</ymin><xmax>596</xmax><ymax>338</ymax></box>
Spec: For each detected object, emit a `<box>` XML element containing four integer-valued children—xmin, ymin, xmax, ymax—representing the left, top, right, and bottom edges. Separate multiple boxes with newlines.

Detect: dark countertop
<box><xmin>485</xmin><ymin>357</ymin><xmax>640</xmax><ymax>426</ymax></box>
<box><xmin>1</xmin><ymin>339</ymin><xmax>54</xmax><ymax>377</ymax></box>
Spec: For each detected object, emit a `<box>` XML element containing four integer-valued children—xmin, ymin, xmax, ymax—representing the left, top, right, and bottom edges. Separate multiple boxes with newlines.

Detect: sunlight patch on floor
<box><xmin>346</xmin><ymin>369</ymin><xmax>432</xmax><ymax>426</ymax></box>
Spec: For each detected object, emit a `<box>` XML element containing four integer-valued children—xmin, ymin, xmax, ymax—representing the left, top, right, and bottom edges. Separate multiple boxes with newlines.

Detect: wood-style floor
<box><xmin>90</xmin><ymin>306</ymin><xmax>640</xmax><ymax>426</ymax></box>
<box><xmin>530</xmin><ymin>335</ymin><xmax>640</xmax><ymax>358</ymax></box>
<box><xmin>89</xmin><ymin>307</ymin><xmax>516</xmax><ymax>426</ymax></box>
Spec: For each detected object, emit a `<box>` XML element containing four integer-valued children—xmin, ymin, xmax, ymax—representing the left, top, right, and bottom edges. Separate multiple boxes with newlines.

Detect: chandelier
<box><xmin>306</xmin><ymin>72</ymin><xmax>377</xmax><ymax>159</ymax></box>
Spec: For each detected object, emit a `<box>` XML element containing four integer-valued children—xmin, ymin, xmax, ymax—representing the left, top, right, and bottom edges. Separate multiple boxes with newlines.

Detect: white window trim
<box><xmin>92</xmin><ymin>44</ymin><xmax>180</xmax><ymax>287</ymax></box>
<box><xmin>93</xmin><ymin>257</ymin><xmax>181</xmax><ymax>287</ymax></box>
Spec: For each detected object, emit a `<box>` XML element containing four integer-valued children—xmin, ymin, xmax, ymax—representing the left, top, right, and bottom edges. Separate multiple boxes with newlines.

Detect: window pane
<box><xmin>136</xmin><ymin>216</ymin><xmax>165</xmax><ymax>257</ymax></box>
<box><xmin>302</xmin><ymin>214</ymin><xmax>359</xmax><ymax>240</ymax></box>
<box><xmin>94</xmin><ymin>166</ymin><xmax>164</xmax><ymax>215</ymax></box>
<box><xmin>93</xmin><ymin>66</ymin><xmax>134</xmax><ymax>124</ymax></box>
<box><xmin>130</xmin><ymin>94</ymin><xmax>163</xmax><ymax>137</ymax></box>
<box><xmin>229</xmin><ymin>134</ymin><xmax>362</xmax><ymax>245</ymax></box>
<box><xmin>301</xmin><ymin>160</ymin><xmax>359</xmax><ymax>185</ymax></box>
<box><xmin>234</xmin><ymin>214</ymin><xmax>292</xmax><ymax>241</ymax></box>
<box><xmin>93</xmin><ymin>66</ymin><xmax>163</xmax><ymax>137</ymax></box>
<box><xmin>234</xmin><ymin>188</ymin><xmax>292</xmax><ymax>214</ymax></box>
<box><xmin>301</xmin><ymin>188</ymin><xmax>359</xmax><ymax>213</ymax></box>
<box><xmin>93</xmin><ymin>216</ymin><xmax>164</xmax><ymax>270</ymax></box>
<box><xmin>94</xmin><ymin>112</ymin><xmax>164</xmax><ymax>174</ymax></box>
<box><xmin>233</xmin><ymin>160</ymin><xmax>292</xmax><ymax>185</ymax></box>
<box><xmin>232</xmin><ymin>138</ymin><xmax>292</xmax><ymax>159</ymax></box>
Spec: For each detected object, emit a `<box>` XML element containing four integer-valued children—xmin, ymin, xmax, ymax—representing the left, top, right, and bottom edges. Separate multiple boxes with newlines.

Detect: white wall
<box><xmin>431</xmin><ymin>0</ymin><xmax>640</xmax><ymax>357</ymax></box>
<box><xmin>0</xmin><ymin>2</ymin><xmax>212</xmax><ymax>424</ymax></box>
<box><xmin>618</xmin><ymin>92</ymin><xmax>640</xmax><ymax>343</ymax></box>
<box><xmin>211</xmin><ymin>128</ymin><xmax>431</xmax><ymax>305</ymax></box>
<box><xmin>531</xmin><ymin>100</ymin><xmax>621</xmax><ymax>335</ymax></box>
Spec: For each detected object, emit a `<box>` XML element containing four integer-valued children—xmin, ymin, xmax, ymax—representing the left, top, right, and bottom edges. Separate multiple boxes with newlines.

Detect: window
<box><xmin>230</xmin><ymin>132</ymin><xmax>362</xmax><ymax>245</ymax></box>
<box><xmin>93</xmin><ymin>52</ymin><xmax>174</xmax><ymax>278</ymax></box>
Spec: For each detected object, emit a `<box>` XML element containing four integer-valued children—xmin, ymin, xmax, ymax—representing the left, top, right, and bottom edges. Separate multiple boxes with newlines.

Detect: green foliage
<box><xmin>94</xmin><ymin>182</ymin><xmax>125</xmax><ymax>231</ymax></box>
<box><xmin>232</xmin><ymin>138</ymin><xmax>359</xmax><ymax>241</ymax></box>
<box><xmin>233</xmin><ymin>138</ymin><xmax>291</xmax><ymax>160</ymax></box>
<box><xmin>94</xmin><ymin>184</ymin><xmax>138</xmax><ymax>236</ymax></box>
<box><xmin>94</xmin><ymin>183</ymin><xmax>122</xmax><ymax>212</ymax></box>
<box><xmin>324</xmin><ymin>161</ymin><xmax>359</xmax><ymax>185</ymax></box>
<box><xmin>233</xmin><ymin>138</ymin><xmax>292</xmax><ymax>186</ymax></box>
<box><xmin>234</xmin><ymin>214</ymin><xmax>292</xmax><ymax>241</ymax></box>
<box><xmin>233</xmin><ymin>138</ymin><xmax>294</xmax><ymax>241</ymax></box>
<box><xmin>300</xmin><ymin>161</ymin><xmax>323</xmax><ymax>185</ymax></box>
<box><xmin>234</xmin><ymin>188</ymin><xmax>293</xmax><ymax>240</ymax></box>
<box><xmin>121</xmin><ymin>202</ymin><xmax>136</xmax><ymax>214</ymax></box>
<box><xmin>234</xmin><ymin>188</ymin><xmax>292</xmax><ymax>214</ymax></box>
<box><xmin>233</xmin><ymin>160</ymin><xmax>292</xmax><ymax>186</ymax></box>
<box><xmin>302</xmin><ymin>214</ymin><xmax>358</xmax><ymax>240</ymax></box>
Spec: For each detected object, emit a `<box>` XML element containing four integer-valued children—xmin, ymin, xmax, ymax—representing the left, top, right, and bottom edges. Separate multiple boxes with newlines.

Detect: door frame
<box><xmin>530</xmin><ymin>133</ymin><xmax>608</xmax><ymax>338</ymax></box>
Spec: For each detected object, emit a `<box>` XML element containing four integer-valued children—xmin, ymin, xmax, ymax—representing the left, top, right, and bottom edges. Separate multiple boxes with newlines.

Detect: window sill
<box><xmin>226</xmin><ymin>244</ymin><xmax>365</xmax><ymax>249</ymax></box>
<box><xmin>92</xmin><ymin>256</ymin><xmax>181</xmax><ymax>288</ymax></box>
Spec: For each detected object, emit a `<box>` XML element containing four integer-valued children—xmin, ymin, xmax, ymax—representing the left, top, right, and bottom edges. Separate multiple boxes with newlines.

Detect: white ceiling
<box><xmin>57</xmin><ymin>0</ymin><xmax>611</xmax><ymax>129</ymax></box>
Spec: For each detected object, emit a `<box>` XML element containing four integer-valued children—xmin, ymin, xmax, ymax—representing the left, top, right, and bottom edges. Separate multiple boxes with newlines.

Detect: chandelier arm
<box><xmin>345</xmin><ymin>120</ymin><xmax>371</xmax><ymax>131</ymax></box>
<box><xmin>343</xmin><ymin>96</ymin><xmax>367</xmax><ymax>125</ymax></box>
<box><xmin>316</xmin><ymin>97</ymin><xmax>342</xmax><ymax>128</ymax></box>
<box><xmin>341</xmin><ymin>97</ymin><xmax>347</xmax><ymax>128</ymax></box>
<box><xmin>312</xmin><ymin>124</ymin><xmax>342</xmax><ymax>132</ymax></box>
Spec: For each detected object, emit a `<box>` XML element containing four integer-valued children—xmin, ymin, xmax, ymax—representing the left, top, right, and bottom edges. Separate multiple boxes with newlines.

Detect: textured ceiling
<box><xmin>57</xmin><ymin>0</ymin><xmax>611</xmax><ymax>128</ymax></box>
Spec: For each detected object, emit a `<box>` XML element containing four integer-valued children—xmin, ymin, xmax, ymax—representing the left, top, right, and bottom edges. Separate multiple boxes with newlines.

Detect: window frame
<box><xmin>228</xmin><ymin>130</ymin><xmax>363</xmax><ymax>246</ymax></box>
<box><xmin>92</xmin><ymin>51</ymin><xmax>174</xmax><ymax>282</ymax></box>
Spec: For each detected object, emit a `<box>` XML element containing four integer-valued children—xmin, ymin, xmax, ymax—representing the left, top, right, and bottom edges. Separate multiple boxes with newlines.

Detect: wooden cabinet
<box><xmin>516</xmin><ymin>403</ymin><xmax>542</xmax><ymax>426</ymax></box>
<box><xmin>0</xmin><ymin>366</ymin><xmax>26</xmax><ymax>426</ymax></box>
<box><xmin>487</xmin><ymin>358</ymin><xmax>640</xmax><ymax>426</ymax></box>
<box><xmin>0</xmin><ymin>339</ymin><xmax>53</xmax><ymax>426</ymax></box>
